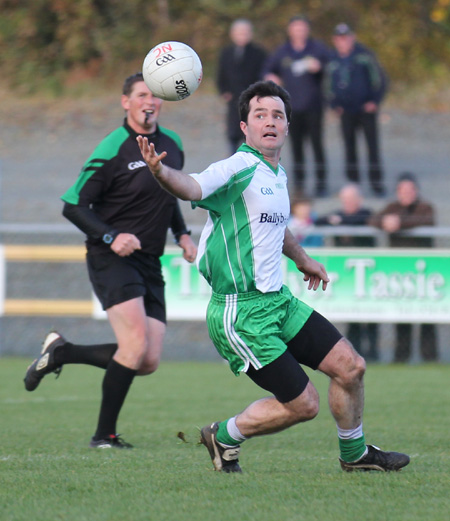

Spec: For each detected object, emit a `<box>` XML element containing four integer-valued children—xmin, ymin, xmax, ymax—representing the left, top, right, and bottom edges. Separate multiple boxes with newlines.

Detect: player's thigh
<box><xmin>246</xmin><ymin>349</ymin><xmax>310</xmax><ymax>403</ymax></box>
<box><xmin>286</xmin><ymin>310</ymin><xmax>343</xmax><ymax>370</ymax></box>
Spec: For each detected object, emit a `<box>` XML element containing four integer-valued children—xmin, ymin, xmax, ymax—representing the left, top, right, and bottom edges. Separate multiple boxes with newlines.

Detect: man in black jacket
<box><xmin>24</xmin><ymin>73</ymin><xmax>197</xmax><ymax>448</ymax></box>
<box><xmin>264</xmin><ymin>15</ymin><xmax>330</xmax><ymax>197</ymax></box>
<box><xmin>325</xmin><ymin>23</ymin><xmax>387</xmax><ymax>196</ymax></box>
<box><xmin>217</xmin><ymin>19</ymin><xmax>267</xmax><ymax>153</ymax></box>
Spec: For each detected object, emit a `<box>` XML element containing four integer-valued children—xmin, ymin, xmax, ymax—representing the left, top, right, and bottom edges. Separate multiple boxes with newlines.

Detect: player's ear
<box><xmin>240</xmin><ymin>120</ymin><xmax>247</xmax><ymax>136</ymax></box>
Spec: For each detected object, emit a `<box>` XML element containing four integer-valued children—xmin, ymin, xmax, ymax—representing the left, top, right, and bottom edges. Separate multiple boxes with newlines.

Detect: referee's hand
<box><xmin>111</xmin><ymin>233</ymin><xmax>141</xmax><ymax>256</ymax></box>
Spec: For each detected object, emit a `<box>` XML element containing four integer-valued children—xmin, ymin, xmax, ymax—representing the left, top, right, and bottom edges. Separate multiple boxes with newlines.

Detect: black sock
<box><xmin>54</xmin><ymin>342</ymin><xmax>117</xmax><ymax>369</ymax></box>
<box><xmin>93</xmin><ymin>359</ymin><xmax>137</xmax><ymax>440</ymax></box>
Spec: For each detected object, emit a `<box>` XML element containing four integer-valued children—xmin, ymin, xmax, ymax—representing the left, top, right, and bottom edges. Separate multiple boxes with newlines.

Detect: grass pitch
<box><xmin>1</xmin><ymin>358</ymin><xmax>448</xmax><ymax>521</ymax></box>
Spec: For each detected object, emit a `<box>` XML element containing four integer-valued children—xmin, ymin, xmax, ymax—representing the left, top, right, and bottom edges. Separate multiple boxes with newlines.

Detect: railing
<box><xmin>2</xmin><ymin>223</ymin><xmax>450</xmax><ymax>239</ymax></box>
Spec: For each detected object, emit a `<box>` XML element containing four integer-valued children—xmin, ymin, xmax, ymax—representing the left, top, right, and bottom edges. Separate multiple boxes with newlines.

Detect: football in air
<box><xmin>142</xmin><ymin>41</ymin><xmax>203</xmax><ymax>101</ymax></box>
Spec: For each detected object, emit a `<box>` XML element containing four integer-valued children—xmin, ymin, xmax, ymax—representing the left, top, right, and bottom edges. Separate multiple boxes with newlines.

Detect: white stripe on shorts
<box><xmin>223</xmin><ymin>294</ymin><xmax>262</xmax><ymax>372</ymax></box>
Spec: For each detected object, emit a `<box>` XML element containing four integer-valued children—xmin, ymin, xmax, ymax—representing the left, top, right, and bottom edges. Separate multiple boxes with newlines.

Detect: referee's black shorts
<box><xmin>87</xmin><ymin>249</ymin><xmax>166</xmax><ymax>323</ymax></box>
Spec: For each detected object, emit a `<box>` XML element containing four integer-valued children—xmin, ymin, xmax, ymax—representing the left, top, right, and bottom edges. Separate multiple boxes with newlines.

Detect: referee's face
<box><xmin>121</xmin><ymin>81</ymin><xmax>163</xmax><ymax>134</ymax></box>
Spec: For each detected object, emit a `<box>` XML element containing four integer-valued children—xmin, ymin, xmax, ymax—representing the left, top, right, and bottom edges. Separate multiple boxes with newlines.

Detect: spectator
<box><xmin>325</xmin><ymin>23</ymin><xmax>387</xmax><ymax>197</ymax></box>
<box><xmin>217</xmin><ymin>19</ymin><xmax>267</xmax><ymax>154</ymax></box>
<box><xmin>316</xmin><ymin>183</ymin><xmax>378</xmax><ymax>361</ymax></box>
<box><xmin>288</xmin><ymin>197</ymin><xmax>323</xmax><ymax>247</ymax></box>
<box><xmin>264</xmin><ymin>15</ymin><xmax>330</xmax><ymax>197</ymax></box>
<box><xmin>369</xmin><ymin>172</ymin><xmax>437</xmax><ymax>362</ymax></box>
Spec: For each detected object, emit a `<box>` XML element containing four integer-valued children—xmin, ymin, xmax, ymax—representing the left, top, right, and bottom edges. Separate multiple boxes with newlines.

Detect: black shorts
<box><xmin>246</xmin><ymin>311</ymin><xmax>343</xmax><ymax>403</ymax></box>
<box><xmin>86</xmin><ymin>250</ymin><xmax>166</xmax><ymax>323</ymax></box>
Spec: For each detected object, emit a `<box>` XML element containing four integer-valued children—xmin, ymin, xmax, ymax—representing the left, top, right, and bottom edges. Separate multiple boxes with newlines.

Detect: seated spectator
<box><xmin>369</xmin><ymin>172</ymin><xmax>437</xmax><ymax>362</ymax></box>
<box><xmin>316</xmin><ymin>183</ymin><xmax>379</xmax><ymax>360</ymax></box>
<box><xmin>288</xmin><ymin>197</ymin><xmax>323</xmax><ymax>247</ymax></box>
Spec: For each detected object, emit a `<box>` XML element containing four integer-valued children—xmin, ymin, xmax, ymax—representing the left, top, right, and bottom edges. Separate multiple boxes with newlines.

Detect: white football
<box><xmin>142</xmin><ymin>41</ymin><xmax>203</xmax><ymax>101</ymax></box>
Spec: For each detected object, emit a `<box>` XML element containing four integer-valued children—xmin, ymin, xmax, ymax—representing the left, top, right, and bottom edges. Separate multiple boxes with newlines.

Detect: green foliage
<box><xmin>0</xmin><ymin>0</ymin><xmax>449</xmax><ymax>96</ymax></box>
<box><xmin>0</xmin><ymin>359</ymin><xmax>449</xmax><ymax>521</ymax></box>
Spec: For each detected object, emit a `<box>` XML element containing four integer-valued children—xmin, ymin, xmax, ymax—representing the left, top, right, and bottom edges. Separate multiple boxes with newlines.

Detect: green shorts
<box><xmin>206</xmin><ymin>285</ymin><xmax>313</xmax><ymax>375</ymax></box>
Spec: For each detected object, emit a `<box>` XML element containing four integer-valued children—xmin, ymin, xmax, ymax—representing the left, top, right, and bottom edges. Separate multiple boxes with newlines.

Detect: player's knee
<box><xmin>300</xmin><ymin>396</ymin><xmax>319</xmax><ymax>421</ymax></box>
<box><xmin>290</xmin><ymin>383</ymin><xmax>319</xmax><ymax>423</ymax></box>
<box><xmin>339</xmin><ymin>343</ymin><xmax>366</xmax><ymax>387</ymax></box>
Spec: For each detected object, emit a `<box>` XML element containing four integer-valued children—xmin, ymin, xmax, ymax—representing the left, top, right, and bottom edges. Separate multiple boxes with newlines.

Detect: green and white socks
<box><xmin>216</xmin><ymin>416</ymin><xmax>246</xmax><ymax>447</ymax></box>
<box><xmin>215</xmin><ymin>417</ymin><xmax>367</xmax><ymax>463</ymax></box>
<box><xmin>338</xmin><ymin>424</ymin><xmax>367</xmax><ymax>462</ymax></box>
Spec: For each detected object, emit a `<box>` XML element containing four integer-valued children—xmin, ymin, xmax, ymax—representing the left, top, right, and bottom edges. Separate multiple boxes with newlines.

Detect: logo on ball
<box><xmin>142</xmin><ymin>41</ymin><xmax>202</xmax><ymax>101</ymax></box>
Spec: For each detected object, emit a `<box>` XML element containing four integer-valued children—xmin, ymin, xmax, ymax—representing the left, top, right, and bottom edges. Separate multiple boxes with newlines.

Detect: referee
<box><xmin>24</xmin><ymin>73</ymin><xmax>197</xmax><ymax>448</ymax></box>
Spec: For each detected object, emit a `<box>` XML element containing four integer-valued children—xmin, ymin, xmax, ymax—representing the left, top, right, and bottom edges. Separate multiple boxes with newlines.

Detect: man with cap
<box><xmin>325</xmin><ymin>23</ymin><xmax>387</xmax><ymax>196</ymax></box>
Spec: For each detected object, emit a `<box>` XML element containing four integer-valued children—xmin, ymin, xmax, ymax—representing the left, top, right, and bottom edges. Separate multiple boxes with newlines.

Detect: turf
<box><xmin>1</xmin><ymin>358</ymin><xmax>448</xmax><ymax>521</ymax></box>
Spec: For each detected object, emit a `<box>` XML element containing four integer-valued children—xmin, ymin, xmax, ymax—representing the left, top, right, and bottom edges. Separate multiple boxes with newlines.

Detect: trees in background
<box><xmin>0</xmin><ymin>0</ymin><xmax>448</xmax><ymax>96</ymax></box>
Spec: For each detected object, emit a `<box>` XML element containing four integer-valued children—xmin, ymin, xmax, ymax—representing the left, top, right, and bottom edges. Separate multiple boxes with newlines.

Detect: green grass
<box><xmin>1</xmin><ymin>359</ymin><xmax>449</xmax><ymax>521</ymax></box>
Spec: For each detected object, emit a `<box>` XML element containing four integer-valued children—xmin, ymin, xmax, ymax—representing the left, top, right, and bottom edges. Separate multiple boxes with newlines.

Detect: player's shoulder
<box><xmin>231</xmin><ymin>149</ymin><xmax>262</xmax><ymax>167</ymax></box>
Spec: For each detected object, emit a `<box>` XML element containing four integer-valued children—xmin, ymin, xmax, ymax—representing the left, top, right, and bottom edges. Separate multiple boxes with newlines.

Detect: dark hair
<box><xmin>122</xmin><ymin>72</ymin><xmax>145</xmax><ymax>96</ymax></box>
<box><xmin>397</xmin><ymin>171</ymin><xmax>418</xmax><ymax>186</ymax></box>
<box><xmin>239</xmin><ymin>80</ymin><xmax>292</xmax><ymax>124</ymax></box>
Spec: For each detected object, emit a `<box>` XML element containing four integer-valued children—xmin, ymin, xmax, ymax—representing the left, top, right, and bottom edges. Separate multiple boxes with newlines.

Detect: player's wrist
<box><xmin>151</xmin><ymin>162</ymin><xmax>163</xmax><ymax>177</ymax></box>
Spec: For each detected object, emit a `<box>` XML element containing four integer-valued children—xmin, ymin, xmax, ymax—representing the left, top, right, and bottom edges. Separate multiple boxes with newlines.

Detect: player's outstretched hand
<box><xmin>137</xmin><ymin>136</ymin><xmax>167</xmax><ymax>176</ymax></box>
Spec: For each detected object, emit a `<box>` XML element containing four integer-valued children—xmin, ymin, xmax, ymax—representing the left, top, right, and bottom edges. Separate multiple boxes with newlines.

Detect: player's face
<box><xmin>121</xmin><ymin>81</ymin><xmax>163</xmax><ymax>134</ymax></box>
<box><xmin>240</xmin><ymin>95</ymin><xmax>288</xmax><ymax>159</ymax></box>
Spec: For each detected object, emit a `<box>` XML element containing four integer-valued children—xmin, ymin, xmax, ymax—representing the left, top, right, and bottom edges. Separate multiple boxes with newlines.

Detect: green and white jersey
<box><xmin>191</xmin><ymin>144</ymin><xmax>290</xmax><ymax>295</ymax></box>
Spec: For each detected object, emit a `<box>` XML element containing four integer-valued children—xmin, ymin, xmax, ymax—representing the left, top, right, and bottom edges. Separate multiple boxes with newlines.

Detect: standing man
<box><xmin>137</xmin><ymin>80</ymin><xmax>409</xmax><ymax>473</ymax></box>
<box><xmin>264</xmin><ymin>15</ymin><xmax>330</xmax><ymax>197</ymax></box>
<box><xmin>316</xmin><ymin>183</ymin><xmax>379</xmax><ymax>361</ymax></box>
<box><xmin>325</xmin><ymin>23</ymin><xmax>387</xmax><ymax>196</ymax></box>
<box><xmin>24</xmin><ymin>73</ymin><xmax>197</xmax><ymax>448</ymax></box>
<box><xmin>369</xmin><ymin>172</ymin><xmax>437</xmax><ymax>362</ymax></box>
<box><xmin>217</xmin><ymin>19</ymin><xmax>267</xmax><ymax>154</ymax></box>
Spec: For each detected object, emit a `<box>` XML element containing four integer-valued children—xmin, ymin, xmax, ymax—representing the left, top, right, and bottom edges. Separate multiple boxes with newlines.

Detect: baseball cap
<box><xmin>333</xmin><ymin>23</ymin><xmax>353</xmax><ymax>36</ymax></box>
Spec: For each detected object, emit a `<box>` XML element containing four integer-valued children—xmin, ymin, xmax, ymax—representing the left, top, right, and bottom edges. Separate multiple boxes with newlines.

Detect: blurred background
<box><xmin>0</xmin><ymin>0</ymin><xmax>449</xmax><ymax>363</ymax></box>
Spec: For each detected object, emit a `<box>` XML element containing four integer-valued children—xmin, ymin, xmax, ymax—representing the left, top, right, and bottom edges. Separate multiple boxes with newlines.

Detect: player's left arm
<box><xmin>283</xmin><ymin>228</ymin><xmax>329</xmax><ymax>291</ymax></box>
<box><xmin>137</xmin><ymin>136</ymin><xmax>201</xmax><ymax>201</ymax></box>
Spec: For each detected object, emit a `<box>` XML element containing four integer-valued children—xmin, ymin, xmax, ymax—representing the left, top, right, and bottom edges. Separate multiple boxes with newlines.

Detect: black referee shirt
<box><xmin>62</xmin><ymin>119</ymin><xmax>186</xmax><ymax>256</ymax></box>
